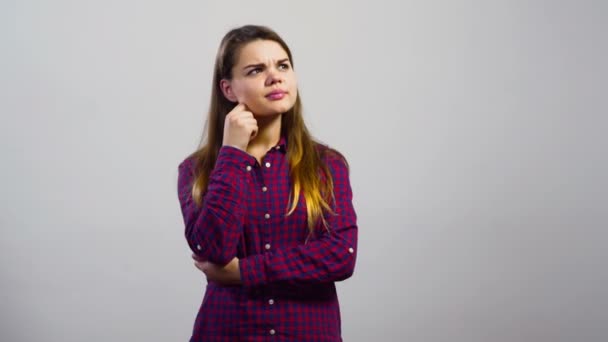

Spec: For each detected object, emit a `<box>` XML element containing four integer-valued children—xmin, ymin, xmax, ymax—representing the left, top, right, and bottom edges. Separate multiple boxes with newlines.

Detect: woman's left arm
<box><xmin>238</xmin><ymin>156</ymin><xmax>358</xmax><ymax>286</ymax></box>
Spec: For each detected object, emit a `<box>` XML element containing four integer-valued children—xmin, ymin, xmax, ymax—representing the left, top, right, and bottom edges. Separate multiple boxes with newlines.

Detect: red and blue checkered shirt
<box><xmin>177</xmin><ymin>136</ymin><xmax>358</xmax><ymax>341</ymax></box>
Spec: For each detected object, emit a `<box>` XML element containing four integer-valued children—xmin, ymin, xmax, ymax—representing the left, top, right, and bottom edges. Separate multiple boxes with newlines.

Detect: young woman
<box><xmin>177</xmin><ymin>25</ymin><xmax>358</xmax><ymax>341</ymax></box>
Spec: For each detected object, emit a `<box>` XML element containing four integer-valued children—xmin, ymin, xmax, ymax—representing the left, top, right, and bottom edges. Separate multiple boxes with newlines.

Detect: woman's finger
<box><xmin>192</xmin><ymin>253</ymin><xmax>206</xmax><ymax>262</ymax></box>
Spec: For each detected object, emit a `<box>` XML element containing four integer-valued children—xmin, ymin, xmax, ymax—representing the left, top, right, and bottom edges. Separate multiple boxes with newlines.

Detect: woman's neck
<box><xmin>247</xmin><ymin>113</ymin><xmax>282</xmax><ymax>162</ymax></box>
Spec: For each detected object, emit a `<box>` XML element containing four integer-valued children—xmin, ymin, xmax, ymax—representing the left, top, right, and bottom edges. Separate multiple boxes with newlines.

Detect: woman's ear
<box><xmin>219</xmin><ymin>79</ymin><xmax>238</xmax><ymax>102</ymax></box>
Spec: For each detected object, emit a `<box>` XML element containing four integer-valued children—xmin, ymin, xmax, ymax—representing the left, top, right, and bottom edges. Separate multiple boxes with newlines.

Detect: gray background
<box><xmin>1</xmin><ymin>0</ymin><xmax>607</xmax><ymax>341</ymax></box>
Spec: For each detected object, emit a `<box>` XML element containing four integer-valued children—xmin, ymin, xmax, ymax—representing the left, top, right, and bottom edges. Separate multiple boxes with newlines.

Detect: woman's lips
<box><xmin>266</xmin><ymin>91</ymin><xmax>286</xmax><ymax>100</ymax></box>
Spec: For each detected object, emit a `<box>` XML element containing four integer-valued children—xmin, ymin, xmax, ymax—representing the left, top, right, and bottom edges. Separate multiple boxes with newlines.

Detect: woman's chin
<box><xmin>252</xmin><ymin>104</ymin><xmax>293</xmax><ymax>117</ymax></box>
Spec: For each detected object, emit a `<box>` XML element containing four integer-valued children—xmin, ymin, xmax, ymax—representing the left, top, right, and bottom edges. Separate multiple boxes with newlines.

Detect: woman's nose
<box><xmin>265</xmin><ymin>68</ymin><xmax>283</xmax><ymax>85</ymax></box>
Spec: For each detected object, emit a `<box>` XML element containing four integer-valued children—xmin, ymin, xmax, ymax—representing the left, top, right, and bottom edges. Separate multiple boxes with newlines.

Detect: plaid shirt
<box><xmin>177</xmin><ymin>136</ymin><xmax>358</xmax><ymax>341</ymax></box>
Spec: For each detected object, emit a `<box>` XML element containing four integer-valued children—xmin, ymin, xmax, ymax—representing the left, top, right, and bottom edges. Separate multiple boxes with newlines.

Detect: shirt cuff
<box><xmin>239</xmin><ymin>254</ymin><xmax>267</xmax><ymax>287</ymax></box>
<box><xmin>214</xmin><ymin>145</ymin><xmax>256</xmax><ymax>173</ymax></box>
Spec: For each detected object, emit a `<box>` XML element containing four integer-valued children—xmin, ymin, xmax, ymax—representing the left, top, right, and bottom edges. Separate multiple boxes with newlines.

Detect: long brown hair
<box><xmin>189</xmin><ymin>25</ymin><xmax>345</xmax><ymax>235</ymax></box>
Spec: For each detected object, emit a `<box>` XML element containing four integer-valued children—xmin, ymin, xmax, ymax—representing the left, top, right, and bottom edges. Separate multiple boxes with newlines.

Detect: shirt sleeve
<box><xmin>239</xmin><ymin>155</ymin><xmax>358</xmax><ymax>286</ymax></box>
<box><xmin>177</xmin><ymin>146</ymin><xmax>254</xmax><ymax>265</ymax></box>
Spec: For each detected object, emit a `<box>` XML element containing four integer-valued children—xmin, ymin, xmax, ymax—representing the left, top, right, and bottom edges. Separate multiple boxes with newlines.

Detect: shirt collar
<box><xmin>273</xmin><ymin>135</ymin><xmax>287</xmax><ymax>153</ymax></box>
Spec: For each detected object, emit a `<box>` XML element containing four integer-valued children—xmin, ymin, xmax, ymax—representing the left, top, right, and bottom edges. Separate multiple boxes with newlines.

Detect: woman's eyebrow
<box><xmin>243</xmin><ymin>63</ymin><xmax>264</xmax><ymax>71</ymax></box>
<box><xmin>243</xmin><ymin>58</ymin><xmax>290</xmax><ymax>70</ymax></box>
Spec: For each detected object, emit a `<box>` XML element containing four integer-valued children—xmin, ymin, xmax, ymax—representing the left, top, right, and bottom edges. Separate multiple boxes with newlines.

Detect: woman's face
<box><xmin>221</xmin><ymin>39</ymin><xmax>298</xmax><ymax>116</ymax></box>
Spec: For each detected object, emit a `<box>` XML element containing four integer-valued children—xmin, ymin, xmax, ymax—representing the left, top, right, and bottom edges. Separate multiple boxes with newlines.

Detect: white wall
<box><xmin>1</xmin><ymin>1</ymin><xmax>606</xmax><ymax>341</ymax></box>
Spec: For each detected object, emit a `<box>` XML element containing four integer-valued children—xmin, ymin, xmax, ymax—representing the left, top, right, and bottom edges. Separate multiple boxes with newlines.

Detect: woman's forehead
<box><xmin>236</xmin><ymin>40</ymin><xmax>289</xmax><ymax>65</ymax></box>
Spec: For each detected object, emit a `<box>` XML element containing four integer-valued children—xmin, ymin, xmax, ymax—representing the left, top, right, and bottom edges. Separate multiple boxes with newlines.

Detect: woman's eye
<box><xmin>279</xmin><ymin>63</ymin><xmax>290</xmax><ymax>70</ymax></box>
<box><xmin>248</xmin><ymin>68</ymin><xmax>261</xmax><ymax>75</ymax></box>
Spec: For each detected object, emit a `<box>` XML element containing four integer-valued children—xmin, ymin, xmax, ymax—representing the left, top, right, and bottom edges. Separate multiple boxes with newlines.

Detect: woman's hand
<box><xmin>222</xmin><ymin>103</ymin><xmax>258</xmax><ymax>151</ymax></box>
<box><xmin>193</xmin><ymin>254</ymin><xmax>242</xmax><ymax>285</ymax></box>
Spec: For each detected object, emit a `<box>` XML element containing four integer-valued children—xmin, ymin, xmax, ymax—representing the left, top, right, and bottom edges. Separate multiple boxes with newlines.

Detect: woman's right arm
<box><xmin>177</xmin><ymin>146</ymin><xmax>252</xmax><ymax>265</ymax></box>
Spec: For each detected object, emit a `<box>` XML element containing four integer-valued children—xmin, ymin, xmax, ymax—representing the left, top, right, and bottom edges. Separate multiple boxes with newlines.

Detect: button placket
<box><xmin>259</xmin><ymin>153</ymin><xmax>279</xmax><ymax>337</ymax></box>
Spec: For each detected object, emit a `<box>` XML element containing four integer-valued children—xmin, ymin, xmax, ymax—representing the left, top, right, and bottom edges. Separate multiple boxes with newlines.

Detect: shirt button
<box><xmin>348</xmin><ymin>247</ymin><xmax>354</xmax><ymax>254</ymax></box>
<box><xmin>246</xmin><ymin>165</ymin><xmax>252</xmax><ymax>171</ymax></box>
<box><xmin>196</xmin><ymin>244</ymin><xmax>202</xmax><ymax>251</ymax></box>
<box><xmin>269</xmin><ymin>329</ymin><xmax>276</xmax><ymax>335</ymax></box>
<box><xmin>265</xmin><ymin>243</ymin><xmax>271</xmax><ymax>250</ymax></box>
<box><xmin>265</xmin><ymin>162</ymin><xmax>271</xmax><ymax>168</ymax></box>
<box><xmin>275</xmin><ymin>145</ymin><xmax>280</xmax><ymax>150</ymax></box>
<box><xmin>268</xmin><ymin>298</ymin><xmax>275</xmax><ymax>305</ymax></box>
<box><xmin>262</xmin><ymin>186</ymin><xmax>268</xmax><ymax>192</ymax></box>
<box><xmin>264</xmin><ymin>213</ymin><xmax>270</xmax><ymax>219</ymax></box>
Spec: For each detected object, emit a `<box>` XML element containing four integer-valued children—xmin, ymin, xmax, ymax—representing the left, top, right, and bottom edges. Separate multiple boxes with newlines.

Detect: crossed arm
<box><xmin>178</xmin><ymin>146</ymin><xmax>358</xmax><ymax>287</ymax></box>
